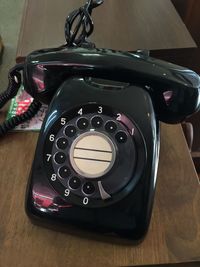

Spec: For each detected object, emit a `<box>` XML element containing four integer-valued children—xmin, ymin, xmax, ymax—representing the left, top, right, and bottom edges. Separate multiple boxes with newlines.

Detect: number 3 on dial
<box><xmin>98</xmin><ymin>106</ymin><xmax>103</xmax><ymax>114</ymax></box>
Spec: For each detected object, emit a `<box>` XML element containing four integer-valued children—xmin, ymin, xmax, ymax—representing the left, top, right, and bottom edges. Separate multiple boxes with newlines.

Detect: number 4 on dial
<box><xmin>78</xmin><ymin>108</ymin><xmax>83</xmax><ymax>116</ymax></box>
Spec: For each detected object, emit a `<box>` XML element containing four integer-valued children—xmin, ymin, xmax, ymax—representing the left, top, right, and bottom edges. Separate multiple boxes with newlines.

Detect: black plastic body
<box><xmin>24</xmin><ymin>46</ymin><xmax>200</xmax><ymax>242</ymax></box>
<box><xmin>24</xmin><ymin>46</ymin><xmax>200</xmax><ymax>123</ymax></box>
<box><xmin>26</xmin><ymin>77</ymin><xmax>159</xmax><ymax>241</ymax></box>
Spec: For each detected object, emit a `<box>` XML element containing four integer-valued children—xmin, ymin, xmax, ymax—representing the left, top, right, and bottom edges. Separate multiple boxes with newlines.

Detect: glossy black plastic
<box><xmin>25</xmin><ymin>45</ymin><xmax>200</xmax><ymax>241</ymax></box>
<box><xmin>26</xmin><ymin>77</ymin><xmax>159</xmax><ymax>241</ymax></box>
<box><xmin>24</xmin><ymin>46</ymin><xmax>200</xmax><ymax>123</ymax></box>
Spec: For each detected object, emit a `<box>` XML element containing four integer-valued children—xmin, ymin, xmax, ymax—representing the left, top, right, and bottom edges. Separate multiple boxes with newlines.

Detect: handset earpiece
<box><xmin>150</xmin><ymin>83</ymin><xmax>200</xmax><ymax>123</ymax></box>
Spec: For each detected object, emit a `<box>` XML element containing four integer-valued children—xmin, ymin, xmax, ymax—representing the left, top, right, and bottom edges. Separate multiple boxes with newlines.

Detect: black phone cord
<box><xmin>0</xmin><ymin>64</ymin><xmax>42</xmax><ymax>136</ymax></box>
<box><xmin>65</xmin><ymin>0</ymin><xmax>104</xmax><ymax>47</ymax></box>
<box><xmin>0</xmin><ymin>64</ymin><xmax>23</xmax><ymax>109</ymax></box>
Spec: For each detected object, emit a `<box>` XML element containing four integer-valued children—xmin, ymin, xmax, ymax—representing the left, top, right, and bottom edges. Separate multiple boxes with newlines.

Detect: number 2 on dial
<box><xmin>117</xmin><ymin>113</ymin><xmax>121</xmax><ymax>121</ymax></box>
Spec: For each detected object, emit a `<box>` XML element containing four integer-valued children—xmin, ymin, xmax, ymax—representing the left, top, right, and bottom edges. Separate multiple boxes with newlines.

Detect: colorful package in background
<box><xmin>7</xmin><ymin>86</ymin><xmax>47</xmax><ymax>131</ymax></box>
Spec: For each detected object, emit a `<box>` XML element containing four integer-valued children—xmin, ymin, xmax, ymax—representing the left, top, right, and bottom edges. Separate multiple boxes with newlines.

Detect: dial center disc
<box><xmin>69</xmin><ymin>131</ymin><xmax>116</xmax><ymax>179</ymax></box>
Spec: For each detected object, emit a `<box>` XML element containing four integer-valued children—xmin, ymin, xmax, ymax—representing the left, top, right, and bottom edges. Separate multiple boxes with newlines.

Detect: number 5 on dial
<box><xmin>61</xmin><ymin>118</ymin><xmax>66</xmax><ymax>125</ymax></box>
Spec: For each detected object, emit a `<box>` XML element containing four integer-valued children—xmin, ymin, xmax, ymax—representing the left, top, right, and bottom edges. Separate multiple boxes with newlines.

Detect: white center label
<box><xmin>70</xmin><ymin>132</ymin><xmax>116</xmax><ymax>178</ymax></box>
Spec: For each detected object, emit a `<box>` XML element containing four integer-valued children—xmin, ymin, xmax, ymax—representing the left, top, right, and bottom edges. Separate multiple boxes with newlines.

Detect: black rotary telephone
<box><xmin>1</xmin><ymin>0</ymin><xmax>200</xmax><ymax>241</ymax></box>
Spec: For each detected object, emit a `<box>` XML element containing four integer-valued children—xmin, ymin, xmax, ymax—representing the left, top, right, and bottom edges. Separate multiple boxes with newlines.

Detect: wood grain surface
<box><xmin>0</xmin><ymin>124</ymin><xmax>199</xmax><ymax>267</ymax></box>
<box><xmin>16</xmin><ymin>0</ymin><xmax>196</xmax><ymax>62</ymax></box>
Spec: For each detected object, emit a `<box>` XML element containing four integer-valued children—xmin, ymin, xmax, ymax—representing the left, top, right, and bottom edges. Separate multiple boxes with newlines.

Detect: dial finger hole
<box><xmin>91</xmin><ymin>116</ymin><xmax>103</xmax><ymax>128</ymax></box>
<box><xmin>58</xmin><ymin>166</ymin><xmax>71</xmax><ymax>179</ymax></box>
<box><xmin>105</xmin><ymin>121</ymin><xmax>117</xmax><ymax>133</ymax></box>
<box><xmin>54</xmin><ymin>152</ymin><xmax>67</xmax><ymax>164</ymax></box>
<box><xmin>115</xmin><ymin>131</ymin><xmax>128</xmax><ymax>143</ymax></box>
<box><xmin>77</xmin><ymin>118</ymin><xmax>89</xmax><ymax>130</ymax></box>
<box><xmin>65</xmin><ymin>125</ymin><xmax>77</xmax><ymax>137</ymax></box>
<box><xmin>56</xmin><ymin>137</ymin><xmax>68</xmax><ymax>150</ymax></box>
<box><xmin>82</xmin><ymin>182</ymin><xmax>96</xmax><ymax>195</ymax></box>
<box><xmin>69</xmin><ymin>177</ymin><xmax>81</xmax><ymax>190</ymax></box>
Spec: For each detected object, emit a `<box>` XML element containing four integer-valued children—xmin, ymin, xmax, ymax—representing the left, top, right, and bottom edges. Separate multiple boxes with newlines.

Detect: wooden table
<box><xmin>16</xmin><ymin>0</ymin><xmax>196</xmax><ymax>62</ymax></box>
<box><xmin>0</xmin><ymin>1</ymin><xmax>200</xmax><ymax>266</ymax></box>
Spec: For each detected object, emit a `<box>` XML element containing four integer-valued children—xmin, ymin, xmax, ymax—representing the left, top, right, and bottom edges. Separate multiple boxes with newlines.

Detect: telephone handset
<box><xmin>25</xmin><ymin>46</ymin><xmax>200</xmax><ymax>123</ymax></box>
<box><xmin>1</xmin><ymin>0</ymin><xmax>200</xmax><ymax>241</ymax></box>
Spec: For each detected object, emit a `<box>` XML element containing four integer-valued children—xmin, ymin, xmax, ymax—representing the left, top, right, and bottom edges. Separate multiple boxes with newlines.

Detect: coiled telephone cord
<box><xmin>0</xmin><ymin>64</ymin><xmax>42</xmax><ymax>137</ymax></box>
<box><xmin>65</xmin><ymin>0</ymin><xmax>104</xmax><ymax>47</ymax></box>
